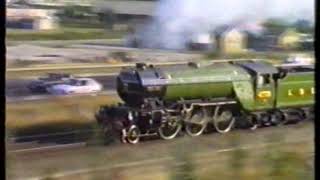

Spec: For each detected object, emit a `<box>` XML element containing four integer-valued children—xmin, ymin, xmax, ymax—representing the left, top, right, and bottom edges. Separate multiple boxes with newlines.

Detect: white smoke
<box><xmin>134</xmin><ymin>0</ymin><xmax>314</xmax><ymax>49</ymax></box>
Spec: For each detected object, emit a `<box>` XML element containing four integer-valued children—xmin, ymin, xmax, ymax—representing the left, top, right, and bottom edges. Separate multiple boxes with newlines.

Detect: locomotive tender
<box><xmin>95</xmin><ymin>60</ymin><xmax>314</xmax><ymax>144</ymax></box>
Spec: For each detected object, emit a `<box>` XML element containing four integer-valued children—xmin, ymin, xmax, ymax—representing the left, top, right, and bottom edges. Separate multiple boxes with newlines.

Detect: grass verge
<box><xmin>6</xmin><ymin>66</ymin><xmax>123</xmax><ymax>79</ymax></box>
<box><xmin>6</xmin><ymin>28</ymin><xmax>126</xmax><ymax>41</ymax></box>
<box><xmin>6</xmin><ymin>95</ymin><xmax>121</xmax><ymax>137</ymax></box>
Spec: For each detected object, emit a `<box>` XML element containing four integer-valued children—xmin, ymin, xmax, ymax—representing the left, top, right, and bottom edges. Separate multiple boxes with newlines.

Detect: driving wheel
<box><xmin>213</xmin><ymin>106</ymin><xmax>235</xmax><ymax>133</ymax></box>
<box><xmin>158</xmin><ymin>115</ymin><xmax>182</xmax><ymax>140</ymax></box>
<box><xmin>185</xmin><ymin>108</ymin><xmax>209</xmax><ymax>137</ymax></box>
<box><xmin>126</xmin><ymin>125</ymin><xmax>140</xmax><ymax>144</ymax></box>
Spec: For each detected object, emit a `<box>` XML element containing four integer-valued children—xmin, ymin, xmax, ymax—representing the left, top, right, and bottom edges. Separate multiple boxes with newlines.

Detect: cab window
<box><xmin>257</xmin><ymin>74</ymin><xmax>271</xmax><ymax>87</ymax></box>
<box><xmin>80</xmin><ymin>80</ymin><xmax>87</xmax><ymax>86</ymax></box>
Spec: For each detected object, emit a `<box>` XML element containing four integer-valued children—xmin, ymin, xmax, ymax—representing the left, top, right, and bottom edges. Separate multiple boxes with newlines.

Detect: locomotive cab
<box><xmin>237</xmin><ymin>62</ymin><xmax>279</xmax><ymax>110</ymax></box>
<box><xmin>237</xmin><ymin>62</ymin><xmax>314</xmax><ymax>111</ymax></box>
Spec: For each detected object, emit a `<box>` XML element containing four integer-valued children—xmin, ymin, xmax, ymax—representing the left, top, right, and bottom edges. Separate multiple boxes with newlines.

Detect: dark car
<box><xmin>27</xmin><ymin>73</ymin><xmax>73</xmax><ymax>93</ymax></box>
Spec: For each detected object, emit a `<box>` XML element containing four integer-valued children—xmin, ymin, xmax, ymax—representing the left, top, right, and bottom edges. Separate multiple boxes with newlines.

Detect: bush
<box><xmin>57</xmin><ymin>4</ymin><xmax>96</xmax><ymax>19</ymax></box>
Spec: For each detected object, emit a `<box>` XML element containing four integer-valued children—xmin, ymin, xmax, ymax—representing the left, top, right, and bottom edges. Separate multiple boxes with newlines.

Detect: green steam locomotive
<box><xmin>95</xmin><ymin>60</ymin><xmax>314</xmax><ymax>144</ymax></box>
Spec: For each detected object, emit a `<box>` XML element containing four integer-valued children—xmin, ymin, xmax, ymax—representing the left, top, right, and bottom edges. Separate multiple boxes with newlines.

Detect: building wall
<box><xmin>278</xmin><ymin>29</ymin><xmax>300</xmax><ymax>50</ymax></box>
<box><xmin>220</xmin><ymin>29</ymin><xmax>247</xmax><ymax>54</ymax></box>
<box><xmin>34</xmin><ymin>18</ymin><xmax>57</xmax><ymax>30</ymax></box>
<box><xmin>247</xmin><ymin>34</ymin><xmax>279</xmax><ymax>52</ymax></box>
<box><xmin>6</xmin><ymin>8</ymin><xmax>58</xmax><ymax>30</ymax></box>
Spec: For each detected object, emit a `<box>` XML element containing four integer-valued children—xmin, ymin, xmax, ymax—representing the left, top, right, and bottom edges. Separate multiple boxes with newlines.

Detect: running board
<box><xmin>177</xmin><ymin>98</ymin><xmax>236</xmax><ymax>106</ymax></box>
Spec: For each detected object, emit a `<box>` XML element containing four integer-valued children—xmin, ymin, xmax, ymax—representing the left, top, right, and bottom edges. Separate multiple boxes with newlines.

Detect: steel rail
<box><xmin>7</xmin><ymin>129</ymin><xmax>100</xmax><ymax>142</ymax></box>
<box><xmin>8</xmin><ymin>142</ymin><xmax>87</xmax><ymax>153</ymax></box>
<box><xmin>7</xmin><ymin>120</ymin><xmax>312</xmax><ymax>151</ymax></box>
<box><xmin>7</xmin><ymin>121</ymin><xmax>313</xmax><ymax>154</ymax></box>
<box><xmin>7</xmin><ymin>129</ymin><xmax>101</xmax><ymax>152</ymax></box>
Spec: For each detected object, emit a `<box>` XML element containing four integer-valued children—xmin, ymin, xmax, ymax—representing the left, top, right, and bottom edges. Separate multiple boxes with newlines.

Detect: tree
<box><xmin>262</xmin><ymin>18</ymin><xmax>291</xmax><ymax>34</ymax></box>
<box><xmin>97</xmin><ymin>9</ymin><xmax>116</xmax><ymax>29</ymax></box>
<box><xmin>293</xmin><ymin>19</ymin><xmax>314</xmax><ymax>34</ymax></box>
<box><xmin>58</xmin><ymin>4</ymin><xmax>96</xmax><ymax>19</ymax></box>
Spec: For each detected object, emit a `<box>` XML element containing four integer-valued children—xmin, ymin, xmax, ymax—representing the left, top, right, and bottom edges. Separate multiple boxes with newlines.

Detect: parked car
<box><xmin>186</xmin><ymin>32</ymin><xmax>215</xmax><ymax>51</ymax></box>
<box><xmin>46</xmin><ymin>78</ymin><xmax>103</xmax><ymax>95</ymax></box>
<box><xmin>284</xmin><ymin>54</ymin><xmax>314</xmax><ymax>65</ymax></box>
<box><xmin>27</xmin><ymin>73</ymin><xmax>73</xmax><ymax>93</ymax></box>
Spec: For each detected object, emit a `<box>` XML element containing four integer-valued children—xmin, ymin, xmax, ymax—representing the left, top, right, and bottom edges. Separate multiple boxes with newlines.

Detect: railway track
<box><xmin>7</xmin><ymin>129</ymin><xmax>100</xmax><ymax>153</ymax></box>
<box><xmin>7</xmin><ymin>121</ymin><xmax>313</xmax><ymax>153</ymax></box>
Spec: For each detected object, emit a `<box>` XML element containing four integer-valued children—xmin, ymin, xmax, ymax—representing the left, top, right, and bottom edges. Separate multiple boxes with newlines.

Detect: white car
<box><xmin>284</xmin><ymin>54</ymin><xmax>314</xmax><ymax>65</ymax></box>
<box><xmin>46</xmin><ymin>78</ymin><xmax>103</xmax><ymax>95</ymax></box>
<box><xmin>186</xmin><ymin>32</ymin><xmax>215</xmax><ymax>50</ymax></box>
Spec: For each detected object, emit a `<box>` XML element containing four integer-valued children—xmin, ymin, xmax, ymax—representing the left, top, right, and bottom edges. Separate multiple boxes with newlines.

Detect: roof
<box><xmin>214</xmin><ymin>22</ymin><xmax>265</xmax><ymax>37</ymax></box>
<box><xmin>213</xmin><ymin>25</ymin><xmax>247</xmax><ymax>40</ymax></box>
<box><xmin>238</xmin><ymin>62</ymin><xmax>278</xmax><ymax>74</ymax></box>
<box><xmin>243</xmin><ymin>30</ymin><xmax>265</xmax><ymax>38</ymax></box>
<box><xmin>237</xmin><ymin>22</ymin><xmax>265</xmax><ymax>33</ymax></box>
<box><xmin>213</xmin><ymin>25</ymin><xmax>232</xmax><ymax>36</ymax></box>
<box><xmin>6</xmin><ymin>8</ymin><xmax>57</xmax><ymax>19</ymax></box>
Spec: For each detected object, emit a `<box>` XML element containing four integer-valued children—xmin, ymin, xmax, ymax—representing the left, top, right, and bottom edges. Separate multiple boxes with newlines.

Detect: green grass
<box><xmin>6</xmin><ymin>59</ymin><xmax>180</xmax><ymax>79</ymax></box>
<box><xmin>6</xmin><ymin>95</ymin><xmax>121</xmax><ymax>137</ymax></box>
<box><xmin>7</xmin><ymin>50</ymin><xmax>132</xmax><ymax>68</ymax></box>
<box><xmin>6</xmin><ymin>28</ymin><xmax>126</xmax><ymax>41</ymax></box>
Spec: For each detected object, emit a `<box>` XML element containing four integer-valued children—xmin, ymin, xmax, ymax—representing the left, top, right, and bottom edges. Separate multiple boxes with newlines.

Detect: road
<box><xmin>6</xmin><ymin>122</ymin><xmax>314</xmax><ymax>180</ymax></box>
<box><xmin>5</xmin><ymin>75</ymin><xmax>117</xmax><ymax>102</ymax></box>
<box><xmin>6</xmin><ymin>75</ymin><xmax>117</xmax><ymax>97</ymax></box>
